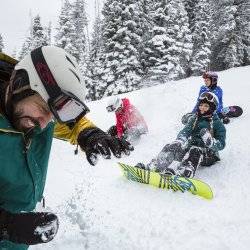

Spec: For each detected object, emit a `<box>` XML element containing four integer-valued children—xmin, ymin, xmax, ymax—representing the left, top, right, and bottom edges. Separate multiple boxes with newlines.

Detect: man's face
<box><xmin>14</xmin><ymin>94</ymin><xmax>53</xmax><ymax>131</ymax></box>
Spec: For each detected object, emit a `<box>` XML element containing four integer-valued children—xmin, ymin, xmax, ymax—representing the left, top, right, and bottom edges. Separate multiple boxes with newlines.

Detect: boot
<box><xmin>178</xmin><ymin>146</ymin><xmax>203</xmax><ymax>178</ymax></box>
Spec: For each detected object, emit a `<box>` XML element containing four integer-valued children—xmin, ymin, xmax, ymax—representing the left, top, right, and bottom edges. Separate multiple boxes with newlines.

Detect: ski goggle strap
<box><xmin>31</xmin><ymin>47</ymin><xmax>89</xmax><ymax>123</ymax></box>
<box><xmin>199</xmin><ymin>92</ymin><xmax>218</xmax><ymax>107</ymax></box>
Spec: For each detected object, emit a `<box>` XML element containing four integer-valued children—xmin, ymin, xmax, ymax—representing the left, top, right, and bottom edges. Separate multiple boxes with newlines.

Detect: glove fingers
<box><xmin>119</xmin><ymin>139</ymin><xmax>134</xmax><ymax>152</ymax></box>
<box><xmin>33</xmin><ymin>213</ymin><xmax>59</xmax><ymax>244</ymax></box>
<box><xmin>107</xmin><ymin>139</ymin><xmax>122</xmax><ymax>158</ymax></box>
<box><xmin>97</xmin><ymin>140</ymin><xmax>111</xmax><ymax>159</ymax></box>
<box><xmin>86</xmin><ymin>150</ymin><xmax>98</xmax><ymax>166</ymax></box>
<box><xmin>8</xmin><ymin>212</ymin><xmax>59</xmax><ymax>245</ymax></box>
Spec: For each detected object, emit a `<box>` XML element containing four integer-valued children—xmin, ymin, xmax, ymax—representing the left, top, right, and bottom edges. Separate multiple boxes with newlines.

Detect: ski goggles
<box><xmin>199</xmin><ymin>92</ymin><xmax>218</xmax><ymax>106</ymax></box>
<box><xmin>48</xmin><ymin>91</ymin><xmax>89</xmax><ymax>123</ymax></box>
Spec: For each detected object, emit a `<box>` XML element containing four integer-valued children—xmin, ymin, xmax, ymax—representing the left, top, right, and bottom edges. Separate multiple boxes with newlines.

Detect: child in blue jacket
<box><xmin>183</xmin><ymin>72</ymin><xmax>230</xmax><ymax>125</ymax></box>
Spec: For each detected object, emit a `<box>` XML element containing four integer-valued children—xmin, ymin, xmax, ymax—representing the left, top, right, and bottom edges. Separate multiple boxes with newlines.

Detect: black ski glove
<box><xmin>222</xmin><ymin>116</ymin><xmax>230</xmax><ymax>124</ymax></box>
<box><xmin>0</xmin><ymin>209</ymin><xmax>59</xmax><ymax>245</ymax></box>
<box><xmin>218</xmin><ymin>112</ymin><xmax>230</xmax><ymax>124</ymax></box>
<box><xmin>78</xmin><ymin>127</ymin><xmax>134</xmax><ymax>166</ymax></box>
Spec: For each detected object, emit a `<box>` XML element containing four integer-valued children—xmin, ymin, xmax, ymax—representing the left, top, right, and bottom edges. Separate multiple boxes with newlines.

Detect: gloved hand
<box><xmin>78</xmin><ymin>127</ymin><xmax>134</xmax><ymax>166</ymax></box>
<box><xmin>0</xmin><ymin>209</ymin><xmax>59</xmax><ymax>245</ymax></box>
<box><xmin>222</xmin><ymin>116</ymin><xmax>230</xmax><ymax>124</ymax></box>
<box><xmin>218</xmin><ymin>112</ymin><xmax>230</xmax><ymax>124</ymax></box>
<box><xmin>200</xmin><ymin>128</ymin><xmax>214</xmax><ymax>148</ymax></box>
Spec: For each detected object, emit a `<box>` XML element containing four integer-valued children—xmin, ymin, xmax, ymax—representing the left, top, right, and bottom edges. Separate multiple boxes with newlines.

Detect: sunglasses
<box><xmin>48</xmin><ymin>91</ymin><xmax>89</xmax><ymax>123</ymax></box>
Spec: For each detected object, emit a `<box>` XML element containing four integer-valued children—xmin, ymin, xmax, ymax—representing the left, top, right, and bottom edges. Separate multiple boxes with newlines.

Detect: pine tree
<box><xmin>55</xmin><ymin>0</ymin><xmax>78</xmax><ymax>58</ymax></box>
<box><xmin>210</xmin><ymin>0</ymin><xmax>250</xmax><ymax>70</ymax></box>
<box><xmin>18</xmin><ymin>33</ymin><xmax>33</xmax><ymax>60</ymax></box>
<box><xmin>87</xmin><ymin>10</ymin><xmax>105</xmax><ymax>100</ymax></box>
<box><xmin>183</xmin><ymin>0</ymin><xmax>199</xmax><ymax>32</ymax></box>
<box><xmin>44</xmin><ymin>22</ymin><xmax>52</xmax><ymax>46</ymax></box>
<box><xmin>0</xmin><ymin>34</ymin><xmax>4</xmax><ymax>52</ymax></box>
<box><xmin>101</xmin><ymin>0</ymin><xmax>142</xmax><ymax>96</ymax></box>
<box><xmin>189</xmin><ymin>0</ymin><xmax>212</xmax><ymax>75</ymax></box>
<box><xmin>145</xmin><ymin>0</ymin><xmax>192</xmax><ymax>81</ymax></box>
<box><xmin>19</xmin><ymin>14</ymin><xmax>49</xmax><ymax>59</ymax></box>
<box><xmin>71</xmin><ymin>0</ymin><xmax>89</xmax><ymax>63</ymax></box>
<box><xmin>236</xmin><ymin>0</ymin><xmax>250</xmax><ymax>66</ymax></box>
<box><xmin>137</xmin><ymin>0</ymin><xmax>155</xmax><ymax>76</ymax></box>
<box><xmin>32</xmin><ymin>15</ymin><xmax>47</xmax><ymax>49</ymax></box>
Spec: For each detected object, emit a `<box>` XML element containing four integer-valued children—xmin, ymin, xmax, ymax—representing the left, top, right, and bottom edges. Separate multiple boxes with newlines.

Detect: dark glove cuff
<box><xmin>77</xmin><ymin>127</ymin><xmax>106</xmax><ymax>150</ymax></box>
<box><xmin>0</xmin><ymin>208</ymin><xmax>12</xmax><ymax>240</ymax></box>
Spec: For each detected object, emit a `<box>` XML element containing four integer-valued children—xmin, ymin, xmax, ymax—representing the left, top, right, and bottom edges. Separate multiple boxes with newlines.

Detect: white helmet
<box><xmin>106</xmin><ymin>97</ymin><xmax>122</xmax><ymax>112</ymax></box>
<box><xmin>15</xmin><ymin>46</ymin><xmax>86</xmax><ymax>104</ymax></box>
<box><xmin>9</xmin><ymin>46</ymin><xmax>89</xmax><ymax>123</ymax></box>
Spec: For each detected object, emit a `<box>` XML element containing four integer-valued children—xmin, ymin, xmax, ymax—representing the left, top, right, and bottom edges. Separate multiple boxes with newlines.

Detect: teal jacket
<box><xmin>177</xmin><ymin>114</ymin><xmax>226</xmax><ymax>153</ymax></box>
<box><xmin>0</xmin><ymin>116</ymin><xmax>54</xmax><ymax>250</ymax></box>
<box><xmin>0</xmin><ymin>113</ymin><xmax>95</xmax><ymax>249</ymax></box>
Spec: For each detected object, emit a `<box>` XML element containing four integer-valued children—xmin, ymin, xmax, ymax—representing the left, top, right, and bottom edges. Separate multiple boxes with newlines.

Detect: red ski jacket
<box><xmin>115</xmin><ymin>98</ymin><xmax>148</xmax><ymax>138</ymax></box>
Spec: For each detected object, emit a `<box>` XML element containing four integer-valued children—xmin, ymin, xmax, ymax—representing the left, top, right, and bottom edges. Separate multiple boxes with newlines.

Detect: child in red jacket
<box><xmin>106</xmin><ymin>97</ymin><xmax>148</xmax><ymax>143</ymax></box>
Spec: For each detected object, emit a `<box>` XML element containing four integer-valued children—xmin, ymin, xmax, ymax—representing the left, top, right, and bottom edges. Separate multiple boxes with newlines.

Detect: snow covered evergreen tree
<box><xmin>71</xmin><ymin>0</ymin><xmax>89</xmax><ymax>64</ymax></box>
<box><xmin>233</xmin><ymin>0</ymin><xmax>250</xmax><ymax>66</ymax></box>
<box><xmin>189</xmin><ymin>0</ymin><xmax>211</xmax><ymax>75</ymax></box>
<box><xmin>18</xmin><ymin>33</ymin><xmax>32</xmax><ymax>60</ymax></box>
<box><xmin>87</xmin><ymin>8</ymin><xmax>105</xmax><ymax>100</ymax></box>
<box><xmin>210</xmin><ymin>0</ymin><xmax>250</xmax><ymax>70</ymax></box>
<box><xmin>32</xmin><ymin>15</ymin><xmax>47</xmax><ymax>49</ymax></box>
<box><xmin>101</xmin><ymin>0</ymin><xmax>142</xmax><ymax>96</ymax></box>
<box><xmin>55</xmin><ymin>0</ymin><xmax>78</xmax><ymax>59</ymax></box>
<box><xmin>183</xmin><ymin>0</ymin><xmax>199</xmax><ymax>32</ymax></box>
<box><xmin>19</xmin><ymin>15</ymin><xmax>49</xmax><ymax>59</ymax></box>
<box><xmin>144</xmin><ymin>0</ymin><xmax>192</xmax><ymax>81</ymax></box>
<box><xmin>44</xmin><ymin>21</ymin><xmax>52</xmax><ymax>46</ymax></box>
<box><xmin>0</xmin><ymin>34</ymin><xmax>4</xmax><ymax>52</ymax></box>
<box><xmin>137</xmin><ymin>0</ymin><xmax>155</xmax><ymax>77</ymax></box>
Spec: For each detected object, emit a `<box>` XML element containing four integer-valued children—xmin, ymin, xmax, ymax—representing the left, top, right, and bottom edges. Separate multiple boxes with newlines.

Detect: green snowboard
<box><xmin>118</xmin><ymin>162</ymin><xmax>213</xmax><ymax>200</ymax></box>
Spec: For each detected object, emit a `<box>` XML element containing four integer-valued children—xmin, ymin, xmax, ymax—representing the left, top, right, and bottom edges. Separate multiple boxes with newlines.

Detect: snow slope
<box><xmin>33</xmin><ymin>66</ymin><xmax>250</xmax><ymax>250</ymax></box>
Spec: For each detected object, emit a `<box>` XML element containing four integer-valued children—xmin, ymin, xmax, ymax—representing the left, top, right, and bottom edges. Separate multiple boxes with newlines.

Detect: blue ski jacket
<box><xmin>192</xmin><ymin>85</ymin><xmax>223</xmax><ymax>113</ymax></box>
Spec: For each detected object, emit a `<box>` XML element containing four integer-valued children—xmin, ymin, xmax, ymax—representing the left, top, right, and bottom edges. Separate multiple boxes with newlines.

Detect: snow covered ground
<box><xmin>33</xmin><ymin>66</ymin><xmax>250</xmax><ymax>250</ymax></box>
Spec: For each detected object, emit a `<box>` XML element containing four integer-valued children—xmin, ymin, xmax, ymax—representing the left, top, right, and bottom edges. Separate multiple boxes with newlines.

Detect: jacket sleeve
<box><xmin>215</xmin><ymin>87</ymin><xmax>223</xmax><ymax>113</ymax></box>
<box><xmin>53</xmin><ymin>116</ymin><xmax>96</xmax><ymax>145</ymax></box>
<box><xmin>210</xmin><ymin>120</ymin><xmax>226</xmax><ymax>151</ymax></box>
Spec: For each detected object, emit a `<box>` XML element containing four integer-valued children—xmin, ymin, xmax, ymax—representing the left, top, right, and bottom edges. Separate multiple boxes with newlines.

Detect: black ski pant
<box><xmin>154</xmin><ymin>143</ymin><xmax>220</xmax><ymax>172</ymax></box>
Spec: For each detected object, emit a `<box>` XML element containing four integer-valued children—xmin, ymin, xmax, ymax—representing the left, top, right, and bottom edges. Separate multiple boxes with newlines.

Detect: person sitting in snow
<box><xmin>0</xmin><ymin>47</ymin><xmax>133</xmax><ymax>249</ymax></box>
<box><xmin>106</xmin><ymin>97</ymin><xmax>148</xmax><ymax>143</ymax></box>
<box><xmin>182</xmin><ymin>71</ymin><xmax>230</xmax><ymax>125</ymax></box>
<box><xmin>137</xmin><ymin>92</ymin><xmax>226</xmax><ymax>178</ymax></box>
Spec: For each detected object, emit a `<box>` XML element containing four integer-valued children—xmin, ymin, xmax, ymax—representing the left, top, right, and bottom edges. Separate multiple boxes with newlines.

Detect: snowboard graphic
<box><xmin>222</xmin><ymin>106</ymin><xmax>243</xmax><ymax>118</ymax></box>
<box><xmin>118</xmin><ymin>163</ymin><xmax>213</xmax><ymax>200</ymax></box>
